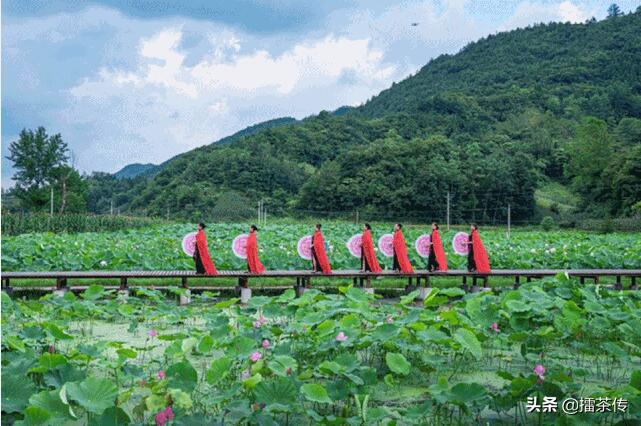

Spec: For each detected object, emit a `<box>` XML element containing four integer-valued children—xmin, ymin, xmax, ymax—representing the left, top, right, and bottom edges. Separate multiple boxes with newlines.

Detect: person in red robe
<box><xmin>360</xmin><ymin>223</ymin><xmax>382</xmax><ymax>272</ymax></box>
<box><xmin>392</xmin><ymin>223</ymin><xmax>413</xmax><ymax>273</ymax></box>
<box><xmin>427</xmin><ymin>222</ymin><xmax>448</xmax><ymax>272</ymax></box>
<box><xmin>467</xmin><ymin>224</ymin><xmax>490</xmax><ymax>273</ymax></box>
<box><xmin>194</xmin><ymin>223</ymin><xmax>217</xmax><ymax>275</ymax></box>
<box><xmin>246</xmin><ymin>224</ymin><xmax>265</xmax><ymax>274</ymax></box>
<box><xmin>311</xmin><ymin>224</ymin><xmax>332</xmax><ymax>274</ymax></box>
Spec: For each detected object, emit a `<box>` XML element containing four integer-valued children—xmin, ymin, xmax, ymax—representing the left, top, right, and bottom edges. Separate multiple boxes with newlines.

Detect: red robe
<box><xmin>393</xmin><ymin>230</ymin><xmax>414</xmax><ymax>273</ymax></box>
<box><xmin>472</xmin><ymin>230</ymin><xmax>491</xmax><ymax>273</ymax></box>
<box><xmin>361</xmin><ymin>229</ymin><xmax>382</xmax><ymax>273</ymax></box>
<box><xmin>312</xmin><ymin>230</ymin><xmax>332</xmax><ymax>274</ymax></box>
<box><xmin>246</xmin><ymin>231</ymin><xmax>265</xmax><ymax>274</ymax></box>
<box><xmin>431</xmin><ymin>230</ymin><xmax>448</xmax><ymax>271</ymax></box>
<box><xmin>196</xmin><ymin>230</ymin><xmax>217</xmax><ymax>275</ymax></box>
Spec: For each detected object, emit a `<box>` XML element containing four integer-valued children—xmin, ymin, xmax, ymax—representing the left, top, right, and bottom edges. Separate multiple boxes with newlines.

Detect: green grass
<box><xmin>534</xmin><ymin>181</ymin><xmax>580</xmax><ymax>213</ymax></box>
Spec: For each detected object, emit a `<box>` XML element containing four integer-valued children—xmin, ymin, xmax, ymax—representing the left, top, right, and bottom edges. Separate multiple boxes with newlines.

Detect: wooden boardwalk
<box><xmin>2</xmin><ymin>269</ymin><xmax>639</xmax><ymax>291</ymax></box>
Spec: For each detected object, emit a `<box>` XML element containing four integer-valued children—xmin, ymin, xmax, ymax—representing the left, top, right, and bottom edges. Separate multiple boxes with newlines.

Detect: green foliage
<box><xmin>81</xmin><ymin>11</ymin><xmax>641</xmax><ymax>220</ymax></box>
<box><xmin>541</xmin><ymin>216</ymin><xmax>555</xmax><ymax>231</ymax></box>
<box><xmin>65</xmin><ymin>377</ymin><xmax>118</xmax><ymax>414</ymax></box>
<box><xmin>2</xmin><ymin>276</ymin><xmax>640</xmax><ymax>424</ymax></box>
<box><xmin>7</xmin><ymin>127</ymin><xmax>68</xmax><ymax>191</ymax></box>
<box><xmin>0</xmin><ymin>213</ymin><xmax>165</xmax><ymax>236</ymax></box>
<box><xmin>2</xmin><ymin>223</ymin><xmax>640</xmax><ymax>272</ymax></box>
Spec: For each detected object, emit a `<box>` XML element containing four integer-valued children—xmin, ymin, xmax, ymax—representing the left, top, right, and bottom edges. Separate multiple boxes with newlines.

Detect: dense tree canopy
<box><xmin>9</xmin><ymin>9</ymin><xmax>641</xmax><ymax>222</ymax></box>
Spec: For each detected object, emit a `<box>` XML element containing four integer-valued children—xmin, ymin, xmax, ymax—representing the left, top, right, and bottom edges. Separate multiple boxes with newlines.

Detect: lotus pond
<box><xmin>2</xmin><ymin>274</ymin><xmax>641</xmax><ymax>425</ymax></box>
<box><xmin>1</xmin><ymin>224</ymin><xmax>640</xmax><ymax>272</ymax></box>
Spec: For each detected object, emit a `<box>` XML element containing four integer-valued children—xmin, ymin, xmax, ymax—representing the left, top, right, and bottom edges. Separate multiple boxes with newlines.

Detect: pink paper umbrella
<box><xmin>181</xmin><ymin>232</ymin><xmax>197</xmax><ymax>256</ymax></box>
<box><xmin>378</xmin><ymin>234</ymin><xmax>394</xmax><ymax>258</ymax></box>
<box><xmin>297</xmin><ymin>236</ymin><xmax>312</xmax><ymax>260</ymax></box>
<box><xmin>232</xmin><ymin>234</ymin><xmax>249</xmax><ymax>259</ymax></box>
<box><xmin>415</xmin><ymin>234</ymin><xmax>431</xmax><ymax>258</ymax></box>
<box><xmin>346</xmin><ymin>234</ymin><xmax>362</xmax><ymax>258</ymax></box>
<box><xmin>452</xmin><ymin>232</ymin><xmax>469</xmax><ymax>256</ymax></box>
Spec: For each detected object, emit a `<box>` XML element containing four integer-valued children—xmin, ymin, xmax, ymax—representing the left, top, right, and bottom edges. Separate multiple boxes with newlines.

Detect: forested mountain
<box><xmin>89</xmin><ymin>10</ymin><xmax>641</xmax><ymax>223</ymax></box>
<box><xmin>109</xmin><ymin>117</ymin><xmax>299</xmax><ymax>181</ymax></box>
<box><xmin>114</xmin><ymin>163</ymin><xmax>159</xmax><ymax>179</ymax></box>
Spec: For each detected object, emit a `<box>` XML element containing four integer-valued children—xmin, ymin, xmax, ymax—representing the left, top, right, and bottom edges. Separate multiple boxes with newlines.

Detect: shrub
<box><xmin>541</xmin><ymin>216</ymin><xmax>555</xmax><ymax>231</ymax></box>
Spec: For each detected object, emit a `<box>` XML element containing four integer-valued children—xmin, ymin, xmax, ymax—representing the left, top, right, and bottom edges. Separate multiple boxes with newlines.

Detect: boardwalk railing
<box><xmin>2</xmin><ymin>269</ymin><xmax>640</xmax><ymax>292</ymax></box>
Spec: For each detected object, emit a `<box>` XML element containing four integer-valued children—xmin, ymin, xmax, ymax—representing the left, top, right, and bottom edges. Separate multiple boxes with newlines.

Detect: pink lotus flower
<box><xmin>534</xmin><ymin>364</ymin><xmax>545</xmax><ymax>381</ymax></box>
<box><xmin>155</xmin><ymin>411</ymin><xmax>166</xmax><ymax>426</ymax></box>
<box><xmin>262</xmin><ymin>339</ymin><xmax>270</xmax><ymax>349</ymax></box>
<box><xmin>48</xmin><ymin>345</ymin><xmax>55</xmax><ymax>353</ymax></box>
<box><xmin>250</xmin><ymin>351</ymin><xmax>262</xmax><ymax>362</ymax></box>
<box><xmin>155</xmin><ymin>406</ymin><xmax>174</xmax><ymax>426</ymax></box>
<box><xmin>386</xmin><ymin>316</ymin><xmax>394</xmax><ymax>324</ymax></box>
<box><xmin>258</xmin><ymin>314</ymin><xmax>267</xmax><ymax>324</ymax></box>
<box><xmin>336</xmin><ymin>332</ymin><xmax>347</xmax><ymax>342</ymax></box>
<box><xmin>490</xmin><ymin>322</ymin><xmax>500</xmax><ymax>332</ymax></box>
<box><xmin>253</xmin><ymin>320</ymin><xmax>262</xmax><ymax>329</ymax></box>
<box><xmin>164</xmin><ymin>407</ymin><xmax>174</xmax><ymax>421</ymax></box>
<box><xmin>149</xmin><ymin>329</ymin><xmax>158</xmax><ymax>338</ymax></box>
<box><xmin>157</xmin><ymin>370</ymin><xmax>166</xmax><ymax>379</ymax></box>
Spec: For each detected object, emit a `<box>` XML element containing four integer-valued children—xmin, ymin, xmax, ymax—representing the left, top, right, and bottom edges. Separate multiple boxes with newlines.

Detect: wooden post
<box><xmin>631</xmin><ymin>276</ymin><xmax>638</xmax><ymax>290</ymax></box>
<box><xmin>56</xmin><ymin>277</ymin><xmax>67</xmax><ymax>289</ymax></box>
<box><xmin>579</xmin><ymin>276</ymin><xmax>585</xmax><ymax>285</ymax></box>
<box><xmin>514</xmin><ymin>275</ymin><xmax>520</xmax><ymax>289</ymax></box>
<box><xmin>181</xmin><ymin>277</ymin><xmax>189</xmax><ymax>289</ymax></box>
<box><xmin>615</xmin><ymin>276</ymin><xmax>622</xmax><ymax>290</ymax></box>
<box><xmin>507</xmin><ymin>204</ymin><xmax>511</xmax><ymax>239</ymax></box>
<box><xmin>1</xmin><ymin>278</ymin><xmax>12</xmax><ymax>296</ymax></box>
<box><xmin>120</xmin><ymin>277</ymin><xmax>128</xmax><ymax>290</ymax></box>
<box><xmin>446</xmin><ymin>191</ymin><xmax>450</xmax><ymax>231</ymax></box>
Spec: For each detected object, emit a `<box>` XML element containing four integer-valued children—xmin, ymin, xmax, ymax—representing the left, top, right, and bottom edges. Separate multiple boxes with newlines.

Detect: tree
<box><xmin>607</xmin><ymin>3</ymin><xmax>622</xmax><ymax>17</ymax></box>
<box><xmin>565</xmin><ymin>117</ymin><xmax>612</xmax><ymax>201</ymax></box>
<box><xmin>6</xmin><ymin>127</ymin><xmax>69</xmax><ymax>210</ymax></box>
<box><xmin>51</xmin><ymin>166</ymin><xmax>88</xmax><ymax>213</ymax></box>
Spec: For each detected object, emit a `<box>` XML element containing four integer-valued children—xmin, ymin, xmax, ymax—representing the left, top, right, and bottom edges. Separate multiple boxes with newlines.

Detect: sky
<box><xmin>2</xmin><ymin>0</ymin><xmax>640</xmax><ymax>186</ymax></box>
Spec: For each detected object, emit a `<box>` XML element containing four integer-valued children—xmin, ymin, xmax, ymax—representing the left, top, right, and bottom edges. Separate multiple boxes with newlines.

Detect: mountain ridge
<box><xmin>88</xmin><ymin>10</ymin><xmax>641</xmax><ymax>221</ymax></box>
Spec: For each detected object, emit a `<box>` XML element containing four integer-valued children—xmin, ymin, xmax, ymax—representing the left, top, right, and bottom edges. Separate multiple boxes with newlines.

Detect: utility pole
<box><xmin>446</xmin><ymin>191</ymin><xmax>451</xmax><ymax>231</ymax></box>
<box><xmin>110</xmin><ymin>199</ymin><xmax>114</xmax><ymax>215</ymax></box>
<box><xmin>50</xmin><ymin>187</ymin><xmax>54</xmax><ymax>217</ymax></box>
<box><xmin>258</xmin><ymin>201</ymin><xmax>262</xmax><ymax>224</ymax></box>
<box><xmin>507</xmin><ymin>204</ymin><xmax>511</xmax><ymax>238</ymax></box>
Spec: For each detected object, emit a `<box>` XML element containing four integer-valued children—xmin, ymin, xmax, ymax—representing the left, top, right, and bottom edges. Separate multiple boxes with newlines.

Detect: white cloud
<box><xmin>500</xmin><ymin>1</ymin><xmax>593</xmax><ymax>30</ymax></box>
<box><xmin>63</xmin><ymin>27</ymin><xmax>397</xmax><ymax>171</ymax></box>
<box><xmin>2</xmin><ymin>0</ymin><xmax>617</xmax><ymax>179</ymax></box>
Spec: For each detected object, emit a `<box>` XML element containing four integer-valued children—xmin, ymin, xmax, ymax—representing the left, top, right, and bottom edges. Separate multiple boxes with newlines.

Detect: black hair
<box><xmin>315</xmin><ymin>223</ymin><xmax>322</xmax><ymax>229</ymax></box>
<box><xmin>250</xmin><ymin>224</ymin><xmax>258</xmax><ymax>232</ymax></box>
<box><xmin>396</xmin><ymin>223</ymin><xmax>403</xmax><ymax>229</ymax></box>
<box><xmin>364</xmin><ymin>223</ymin><xmax>371</xmax><ymax>230</ymax></box>
<box><xmin>471</xmin><ymin>223</ymin><xmax>478</xmax><ymax>230</ymax></box>
<box><xmin>198</xmin><ymin>222</ymin><xmax>206</xmax><ymax>229</ymax></box>
<box><xmin>433</xmin><ymin>222</ymin><xmax>439</xmax><ymax>230</ymax></box>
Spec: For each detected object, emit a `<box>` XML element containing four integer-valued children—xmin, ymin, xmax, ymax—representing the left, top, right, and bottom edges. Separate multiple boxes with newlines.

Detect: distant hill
<box><xmin>90</xmin><ymin>10</ymin><xmax>641</xmax><ymax>221</ymax></box>
<box><xmin>114</xmin><ymin>163</ymin><xmax>159</xmax><ymax>179</ymax></box>
<box><xmin>112</xmin><ymin>116</ymin><xmax>298</xmax><ymax>179</ymax></box>
<box><xmin>214</xmin><ymin>117</ymin><xmax>298</xmax><ymax>145</ymax></box>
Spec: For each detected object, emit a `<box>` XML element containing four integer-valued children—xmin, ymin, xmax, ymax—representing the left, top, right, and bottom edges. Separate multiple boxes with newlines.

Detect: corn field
<box><xmin>1</xmin><ymin>213</ymin><xmax>167</xmax><ymax>235</ymax></box>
